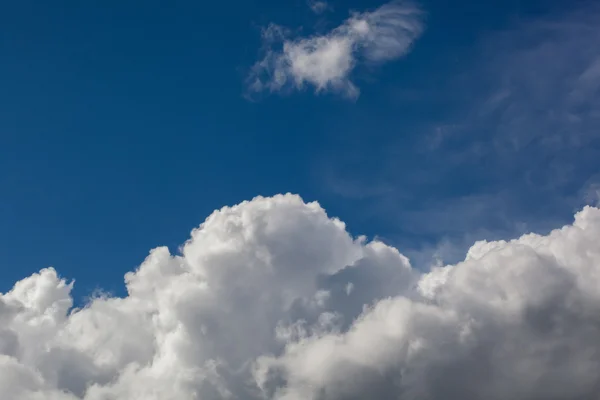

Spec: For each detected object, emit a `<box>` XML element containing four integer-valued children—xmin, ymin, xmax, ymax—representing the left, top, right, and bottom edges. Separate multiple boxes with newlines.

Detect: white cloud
<box><xmin>1</xmin><ymin>194</ymin><xmax>600</xmax><ymax>399</ymax></box>
<box><xmin>307</xmin><ymin>0</ymin><xmax>330</xmax><ymax>15</ymax></box>
<box><xmin>254</xmin><ymin>205</ymin><xmax>600</xmax><ymax>400</ymax></box>
<box><xmin>247</xmin><ymin>1</ymin><xmax>424</xmax><ymax>98</ymax></box>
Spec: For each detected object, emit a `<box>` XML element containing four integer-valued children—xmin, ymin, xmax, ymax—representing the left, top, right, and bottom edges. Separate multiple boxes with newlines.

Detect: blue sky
<box><xmin>1</xmin><ymin>0</ymin><xmax>599</xmax><ymax>301</ymax></box>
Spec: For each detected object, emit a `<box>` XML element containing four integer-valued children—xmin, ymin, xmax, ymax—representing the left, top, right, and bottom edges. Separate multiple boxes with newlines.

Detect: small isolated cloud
<box><xmin>307</xmin><ymin>0</ymin><xmax>330</xmax><ymax>14</ymax></box>
<box><xmin>247</xmin><ymin>1</ymin><xmax>424</xmax><ymax>99</ymax></box>
<box><xmin>2</xmin><ymin>194</ymin><xmax>600</xmax><ymax>399</ymax></box>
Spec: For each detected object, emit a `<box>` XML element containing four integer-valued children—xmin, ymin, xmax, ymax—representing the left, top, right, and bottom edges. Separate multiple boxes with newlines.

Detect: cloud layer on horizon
<box><xmin>247</xmin><ymin>1</ymin><xmax>424</xmax><ymax>98</ymax></box>
<box><xmin>2</xmin><ymin>194</ymin><xmax>600</xmax><ymax>399</ymax></box>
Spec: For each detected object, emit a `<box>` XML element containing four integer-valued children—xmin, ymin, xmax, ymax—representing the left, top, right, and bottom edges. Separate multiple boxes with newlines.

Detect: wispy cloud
<box><xmin>447</xmin><ymin>5</ymin><xmax>600</xmax><ymax>157</ymax></box>
<box><xmin>320</xmin><ymin>3</ymin><xmax>600</xmax><ymax>265</ymax></box>
<box><xmin>247</xmin><ymin>1</ymin><xmax>424</xmax><ymax>99</ymax></box>
<box><xmin>307</xmin><ymin>0</ymin><xmax>330</xmax><ymax>15</ymax></box>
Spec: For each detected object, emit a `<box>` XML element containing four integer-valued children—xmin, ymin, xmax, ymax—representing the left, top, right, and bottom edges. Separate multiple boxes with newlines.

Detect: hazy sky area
<box><xmin>1</xmin><ymin>0</ymin><xmax>600</xmax><ymax>399</ymax></box>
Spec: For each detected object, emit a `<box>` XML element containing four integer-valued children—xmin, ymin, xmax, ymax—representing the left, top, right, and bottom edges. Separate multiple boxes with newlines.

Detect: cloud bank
<box><xmin>247</xmin><ymin>1</ymin><xmax>424</xmax><ymax>98</ymax></box>
<box><xmin>1</xmin><ymin>194</ymin><xmax>600</xmax><ymax>399</ymax></box>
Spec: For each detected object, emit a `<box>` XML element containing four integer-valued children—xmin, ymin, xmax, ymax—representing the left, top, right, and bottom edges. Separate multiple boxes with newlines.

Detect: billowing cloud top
<box><xmin>2</xmin><ymin>194</ymin><xmax>600</xmax><ymax>399</ymax></box>
<box><xmin>247</xmin><ymin>1</ymin><xmax>424</xmax><ymax>98</ymax></box>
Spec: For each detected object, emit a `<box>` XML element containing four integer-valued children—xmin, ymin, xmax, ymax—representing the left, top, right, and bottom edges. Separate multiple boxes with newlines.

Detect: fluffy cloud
<box><xmin>1</xmin><ymin>194</ymin><xmax>600</xmax><ymax>399</ymax></box>
<box><xmin>247</xmin><ymin>1</ymin><xmax>424</xmax><ymax>98</ymax></box>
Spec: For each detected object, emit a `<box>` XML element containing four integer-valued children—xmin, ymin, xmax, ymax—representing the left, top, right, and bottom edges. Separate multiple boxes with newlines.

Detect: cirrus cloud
<box><xmin>307</xmin><ymin>0</ymin><xmax>330</xmax><ymax>15</ymax></box>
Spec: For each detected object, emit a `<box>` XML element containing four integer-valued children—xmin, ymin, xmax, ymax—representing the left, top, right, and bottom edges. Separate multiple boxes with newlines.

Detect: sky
<box><xmin>1</xmin><ymin>0</ymin><xmax>600</xmax><ymax>399</ymax></box>
<box><xmin>2</xmin><ymin>0</ymin><xmax>597</xmax><ymax>298</ymax></box>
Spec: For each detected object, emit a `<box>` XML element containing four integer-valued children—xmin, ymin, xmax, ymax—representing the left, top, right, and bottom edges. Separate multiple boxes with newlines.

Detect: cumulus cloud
<box><xmin>247</xmin><ymin>1</ymin><xmax>424</xmax><ymax>98</ymax></box>
<box><xmin>2</xmin><ymin>194</ymin><xmax>600</xmax><ymax>399</ymax></box>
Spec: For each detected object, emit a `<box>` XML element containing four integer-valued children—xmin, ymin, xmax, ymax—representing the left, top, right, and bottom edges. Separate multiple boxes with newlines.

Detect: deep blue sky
<box><xmin>1</xmin><ymin>0</ymin><xmax>598</xmax><ymax>299</ymax></box>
